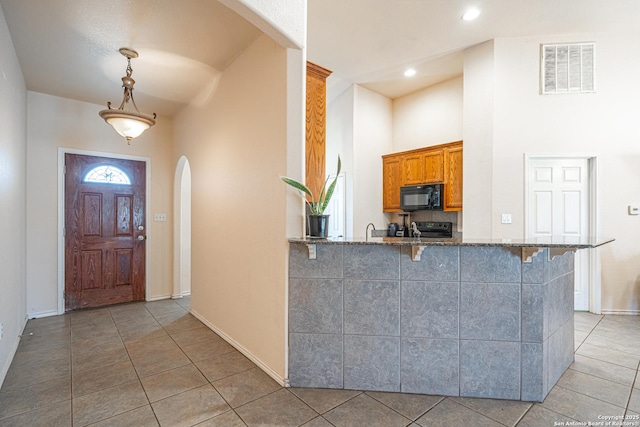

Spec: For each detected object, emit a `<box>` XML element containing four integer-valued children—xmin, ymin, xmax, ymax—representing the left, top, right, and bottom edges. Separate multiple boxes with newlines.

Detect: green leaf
<box><xmin>321</xmin><ymin>176</ymin><xmax>338</xmax><ymax>213</ymax></box>
<box><xmin>279</xmin><ymin>155</ymin><xmax>342</xmax><ymax>216</ymax></box>
<box><xmin>280</xmin><ymin>176</ymin><xmax>312</xmax><ymax>199</ymax></box>
<box><xmin>320</xmin><ymin>155</ymin><xmax>341</xmax><ymax>213</ymax></box>
<box><xmin>309</xmin><ymin>202</ymin><xmax>322</xmax><ymax>215</ymax></box>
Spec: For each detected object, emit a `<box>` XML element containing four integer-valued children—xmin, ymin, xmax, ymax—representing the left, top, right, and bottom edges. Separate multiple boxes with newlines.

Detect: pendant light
<box><xmin>99</xmin><ymin>48</ymin><xmax>156</xmax><ymax>144</ymax></box>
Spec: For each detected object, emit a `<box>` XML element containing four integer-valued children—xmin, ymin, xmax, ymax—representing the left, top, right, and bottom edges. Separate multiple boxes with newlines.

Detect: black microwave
<box><xmin>400</xmin><ymin>184</ymin><xmax>443</xmax><ymax>211</ymax></box>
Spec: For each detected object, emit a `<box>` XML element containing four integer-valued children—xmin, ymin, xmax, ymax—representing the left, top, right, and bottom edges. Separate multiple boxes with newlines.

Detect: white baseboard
<box><xmin>190</xmin><ymin>309</ymin><xmax>287</xmax><ymax>387</ymax></box>
<box><xmin>600</xmin><ymin>309</ymin><xmax>640</xmax><ymax>316</ymax></box>
<box><xmin>0</xmin><ymin>340</ymin><xmax>19</xmax><ymax>389</ymax></box>
<box><xmin>28</xmin><ymin>310</ymin><xmax>59</xmax><ymax>319</ymax></box>
<box><xmin>171</xmin><ymin>291</ymin><xmax>191</xmax><ymax>299</ymax></box>
<box><xmin>0</xmin><ymin>318</ymin><xmax>27</xmax><ymax>389</ymax></box>
<box><xmin>146</xmin><ymin>295</ymin><xmax>172</xmax><ymax>302</ymax></box>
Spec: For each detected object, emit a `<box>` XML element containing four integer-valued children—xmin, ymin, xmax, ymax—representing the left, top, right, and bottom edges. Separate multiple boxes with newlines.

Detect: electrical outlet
<box><xmin>501</xmin><ymin>213</ymin><xmax>512</xmax><ymax>224</ymax></box>
<box><xmin>154</xmin><ymin>213</ymin><xmax>167</xmax><ymax>222</ymax></box>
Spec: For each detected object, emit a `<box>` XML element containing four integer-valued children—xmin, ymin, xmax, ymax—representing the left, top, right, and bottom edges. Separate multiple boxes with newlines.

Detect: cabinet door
<box><xmin>403</xmin><ymin>153</ymin><xmax>424</xmax><ymax>185</ymax></box>
<box><xmin>423</xmin><ymin>149</ymin><xmax>444</xmax><ymax>183</ymax></box>
<box><xmin>382</xmin><ymin>156</ymin><xmax>402</xmax><ymax>212</ymax></box>
<box><xmin>444</xmin><ymin>145</ymin><xmax>463</xmax><ymax>211</ymax></box>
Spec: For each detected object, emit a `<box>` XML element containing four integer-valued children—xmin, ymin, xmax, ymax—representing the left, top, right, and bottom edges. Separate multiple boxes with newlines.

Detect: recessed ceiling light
<box><xmin>404</xmin><ymin>68</ymin><xmax>416</xmax><ymax>77</ymax></box>
<box><xmin>462</xmin><ymin>8</ymin><xmax>481</xmax><ymax>21</ymax></box>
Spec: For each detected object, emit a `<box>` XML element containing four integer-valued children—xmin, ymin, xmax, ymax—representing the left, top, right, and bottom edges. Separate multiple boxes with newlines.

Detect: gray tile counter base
<box><xmin>288</xmin><ymin>243</ymin><xmax>576</xmax><ymax>402</ymax></box>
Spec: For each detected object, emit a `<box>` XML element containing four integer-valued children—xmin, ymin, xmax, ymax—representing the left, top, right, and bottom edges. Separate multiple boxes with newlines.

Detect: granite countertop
<box><xmin>289</xmin><ymin>236</ymin><xmax>614</xmax><ymax>248</ymax></box>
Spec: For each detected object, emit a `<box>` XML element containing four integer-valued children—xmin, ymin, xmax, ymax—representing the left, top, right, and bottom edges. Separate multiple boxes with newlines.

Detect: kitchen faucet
<box><xmin>411</xmin><ymin>222</ymin><xmax>421</xmax><ymax>238</ymax></box>
<box><xmin>366</xmin><ymin>223</ymin><xmax>376</xmax><ymax>241</ymax></box>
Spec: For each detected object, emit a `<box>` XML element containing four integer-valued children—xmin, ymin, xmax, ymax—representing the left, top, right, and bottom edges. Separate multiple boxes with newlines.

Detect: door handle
<box><xmin>137</xmin><ymin>235</ymin><xmax>146</xmax><ymax>241</ymax></box>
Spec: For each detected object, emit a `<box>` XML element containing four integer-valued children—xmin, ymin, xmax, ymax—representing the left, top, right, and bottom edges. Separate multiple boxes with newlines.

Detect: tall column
<box><xmin>305</xmin><ymin>62</ymin><xmax>332</xmax><ymax>200</ymax></box>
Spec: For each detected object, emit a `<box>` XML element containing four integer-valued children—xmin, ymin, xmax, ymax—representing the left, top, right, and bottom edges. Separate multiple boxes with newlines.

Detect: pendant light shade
<box><xmin>99</xmin><ymin>48</ymin><xmax>156</xmax><ymax>144</ymax></box>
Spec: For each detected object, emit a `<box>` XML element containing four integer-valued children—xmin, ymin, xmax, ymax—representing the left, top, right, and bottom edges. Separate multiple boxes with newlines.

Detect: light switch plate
<box><xmin>629</xmin><ymin>205</ymin><xmax>640</xmax><ymax>215</ymax></box>
<box><xmin>154</xmin><ymin>213</ymin><xmax>167</xmax><ymax>222</ymax></box>
<box><xmin>501</xmin><ymin>213</ymin><xmax>512</xmax><ymax>224</ymax></box>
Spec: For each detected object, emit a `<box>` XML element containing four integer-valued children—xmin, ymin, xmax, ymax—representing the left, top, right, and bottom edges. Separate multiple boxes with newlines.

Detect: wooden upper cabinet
<box><xmin>423</xmin><ymin>149</ymin><xmax>445</xmax><ymax>183</ymax></box>
<box><xmin>382</xmin><ymin>141</ymin><xmax>462</xmax><ymax>212</ymax></box>
<box><xmin>444</xmin><ymin>143</ymin><xmax>463</xmax><ymax>211</ymax></box>
<box><xmin>402</xmin><ymin>153</ymin><xmax>425</xmax><ymax>185</ymax></box>
<box><xmin>382</xmin><ymin>155</ymin><xmax>403</xmax><ymax>212</ymax></box>
<box><xmin>400</xmin><ymin>146</ymin><xmax>446</xmax><ymax>187</ymax></box>
<box><xmin>305</xmin><ymin>62</ymin><xmax>332</xmax><ymax>200</ymax></box>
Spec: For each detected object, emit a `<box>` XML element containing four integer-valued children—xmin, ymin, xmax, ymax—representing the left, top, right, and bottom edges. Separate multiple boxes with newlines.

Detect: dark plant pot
<box><xmin>308</xmin><ymin>215</ymin><xmax>329</xmax><ymax>238</ymax></box>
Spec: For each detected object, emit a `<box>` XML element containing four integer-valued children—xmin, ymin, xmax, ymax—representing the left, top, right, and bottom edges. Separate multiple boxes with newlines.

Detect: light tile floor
<box><xmin>1</xmin><ymin>298</ymin><xmax>640</xmax><ymax>426</ymax></box>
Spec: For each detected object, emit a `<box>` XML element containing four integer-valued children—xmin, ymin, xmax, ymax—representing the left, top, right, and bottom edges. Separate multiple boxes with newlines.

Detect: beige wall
<box><xmin>462</xmin><ymin>41</ymin><xmax>495</xmax><ymax>238</ymax></box>
<box><xmin>327</xmin><ymin>85</ymin><xmax>355</xmax><ymax>236</ymax></box>
<box><xmin>0</xmin><ymin>5</ymin><xmax>27</xmax><ymax>386</ymax></box>
<box><xmin>339</xmin><ymin>32</ymin><xmax>640</xmax><ymax>313</ymax></box>
<box><xmin>392</xmin><ymin>76</ymin><xmax>463</xmax><ymax>152</ymax></box>
<box><xmin>172</xmin><ymin>34</ymin><xmax>292</xmax><ymax>382</ymax></box>
<box><xmin>491</xmin><ymin>33</ymin><xmax>640</xmax><ymax>313</ymax></box>
<box><xmin>327</xmin><ymin>85</ymin><xmax>393</xmax><ymax>237</ymax></box>
<box><xmin>353</xmin><ymin>85</ymin><xmax>393</xmax><ymax>235</ymax></box>
<box><xmin>26</xmin><ymin>92</ymin><xmax>174</xmax><ymax>316</ymax></box>
<box><xmin>1</xmin><ymin>0</ymin><xmax>302</xmax><ymax>386</ymax></box>
<box><xmin>463</xmin><ymin>33</ymin><xmax>640</xmax><ymax>313</ymax></box>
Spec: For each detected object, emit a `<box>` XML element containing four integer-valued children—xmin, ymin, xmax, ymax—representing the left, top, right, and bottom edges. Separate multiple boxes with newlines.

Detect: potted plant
<box><xmin>280</xmin><ymin>155</ymin><xmax>341</xmax><ymax>237</ymax></box>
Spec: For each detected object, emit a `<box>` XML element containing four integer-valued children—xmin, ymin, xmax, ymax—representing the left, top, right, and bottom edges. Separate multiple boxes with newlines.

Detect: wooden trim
<box><xmin>305</xmin><ymin>62</ymin><xmax>333</xmax><ymax>200</ymax></box>
<box><xmin>382</xmin><ymin>140</ymin><xmax>462</xmax><ymax>159</ymax></box>
<box><xmin>306</xmin><ymin>61</ymin><xmax>333</xmax><ymax>80</ymax></box>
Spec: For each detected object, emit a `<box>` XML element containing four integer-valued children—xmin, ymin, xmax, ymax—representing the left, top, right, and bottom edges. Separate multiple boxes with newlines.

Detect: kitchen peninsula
<box><xmin>287</xmin><ymin>236</ymin><xmax>613</xmax><ymax>402</ymax></box>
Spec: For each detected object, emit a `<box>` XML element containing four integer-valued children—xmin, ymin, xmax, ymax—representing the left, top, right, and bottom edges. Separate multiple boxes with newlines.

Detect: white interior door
<box><xmin>326</xmin><ymin>173</ymin><xmax>346</xmax><ymax>238</ymax></box>
<box><xmin>527</xmin><ymin>158</ymin><xmax>590</xmax><ymax>310</ymax></box>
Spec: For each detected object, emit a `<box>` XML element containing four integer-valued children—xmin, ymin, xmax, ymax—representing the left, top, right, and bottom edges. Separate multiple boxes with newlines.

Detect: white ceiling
<box><xmin>0</xmin><ymin>0</ymin><xmax>263</xmax><ymax>117</ymax></box>
<box><xmin>2</xmin><ymin>0</ymin><xmax>639</xmax><ymax>117</ymax></box>
<box><xmin>308</xmin><ymin>0</ymin><xmax>640</xmax><ymax>99</ymax></box>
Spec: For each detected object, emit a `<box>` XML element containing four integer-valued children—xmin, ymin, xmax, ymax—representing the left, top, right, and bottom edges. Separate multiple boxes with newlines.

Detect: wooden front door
<box><xmin>65</xmin><ymin>153</ymin><xmax>146</xmax><ymax>311</ymax></box>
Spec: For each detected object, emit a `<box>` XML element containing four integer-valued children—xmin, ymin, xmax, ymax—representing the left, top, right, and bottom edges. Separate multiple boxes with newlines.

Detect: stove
<box><xmin>412</xmin><ymin>221</ymin><xmax>453</xmax><ymax>238</ymax></box>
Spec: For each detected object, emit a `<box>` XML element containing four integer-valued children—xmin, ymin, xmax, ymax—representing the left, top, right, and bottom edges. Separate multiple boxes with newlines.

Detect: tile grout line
<box><xmin>622</xmin><ymin>357</ymin><xmax>640</xmax><ymax>417</ymax></box>
<box><xmin>282</xmin><ymin>387</ymin><xmax>323</xmax><ymax>424</ymax></box>
<box><xmin>142</xmin><ymin>300</ymin><xmax>270</xmax><ymax>425</ymax></box>
<box><xmin>67</xmin><ymin>314</ymin><xmax>78</xmax><ymax>423</ymax></box>
<box><xmin>515</xmin><ymin>312</ymin><xmax>606</xmax><ymax>426</ymax></box>
<box><xmin>359</xmin><ymin>391</ymin><xmax>420</xmax><ymax>424</ymax></box>
<box><xmin>71</xmin><ymin>306</ymin><xmax>154</xmax><ymax>427</ymax></box>
<box><xmin>115</xmin><ymin>301</ymin><xmax>206</xmax><ymax>426</ymax></box>
<box><xmin>9</xmin><ymin>303</ymin><xmax>639</xmax><ymax>426</ymax></box>
<box><xmin>129</xmin><ymin>304</ymin><xmax>162</xmax><ymax>427</ymax></box>
<box><xmin>573</xmin><ymin>312</ymin><xmax>605</xmax><ymax>353</ymax></box>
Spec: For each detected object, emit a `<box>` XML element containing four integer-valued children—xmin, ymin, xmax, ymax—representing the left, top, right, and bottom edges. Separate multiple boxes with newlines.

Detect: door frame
<box><xmin>524</xmin><ymin>153</ymin><xmax>601</xmax><ymax>314</ymax></box>
<box><xmin>57</xmin><ymin>148</ymin><xmax>151</xmax><ymax>314</ymax></box>
<box><xmin>325</xmin><ymin>172</ymin><xmax>346</xmax><ymax>238</ymax></box>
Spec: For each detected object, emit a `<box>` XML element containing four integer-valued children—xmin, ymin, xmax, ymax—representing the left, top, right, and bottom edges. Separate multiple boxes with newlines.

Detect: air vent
<box><xmin>541</xmin><ymin>43</ymin><xmax>595</xmax><ymax>94</ymax></box>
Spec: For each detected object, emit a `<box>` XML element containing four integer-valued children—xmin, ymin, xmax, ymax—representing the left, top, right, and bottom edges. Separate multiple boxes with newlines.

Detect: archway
<box><xmin>173</xmin><ymin>156</ymin><xmax>192</xmax><ymax>299</ymax></box>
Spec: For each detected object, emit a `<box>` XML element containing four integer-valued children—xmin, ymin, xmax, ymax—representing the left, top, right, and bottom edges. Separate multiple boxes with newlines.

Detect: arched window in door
<box><xmin>83</xmin><ymin>165</ymin><xmax>131</xmax><ymax>185</ymax></box>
